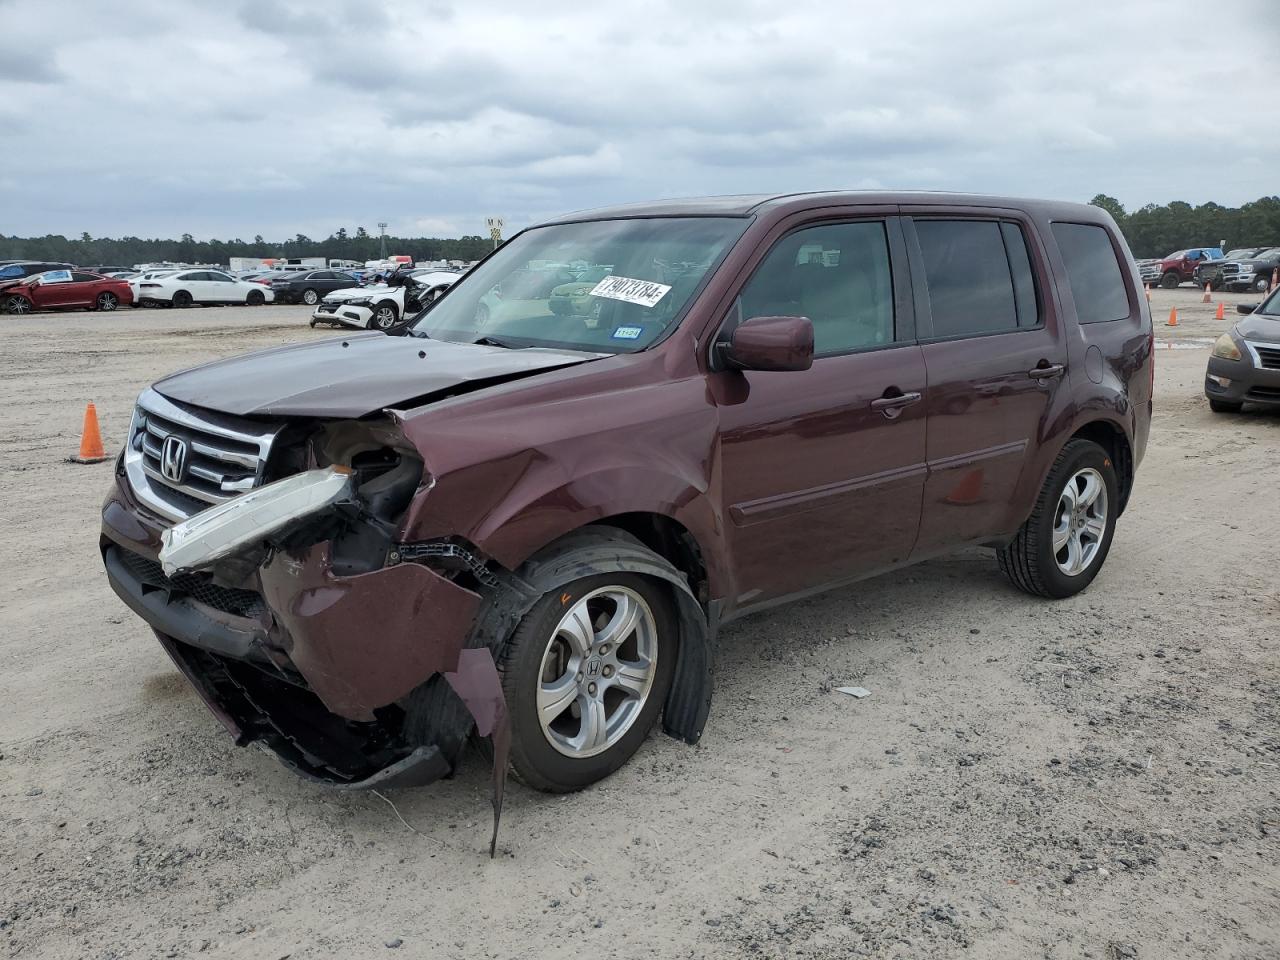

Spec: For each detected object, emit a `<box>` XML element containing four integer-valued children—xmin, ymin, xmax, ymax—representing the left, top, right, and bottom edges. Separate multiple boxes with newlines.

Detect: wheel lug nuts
<box><xmin>576</xmin><ymin>672</ymin><xmax>583</xmax><ymax>682</ymax></box>
<box><xmin>599</xmin><ymin>644</ymin><xmax>610</xmax><ymax>655</ymax></box>
<box><xmin>588</xmin><ymin>682</ymin><xmax>597</xmax><ymax>696</ymax></box>
<box><xmin>603</xmin><ymin>665</ymin><xmax>614</xmax><ymax>678</ymax></box>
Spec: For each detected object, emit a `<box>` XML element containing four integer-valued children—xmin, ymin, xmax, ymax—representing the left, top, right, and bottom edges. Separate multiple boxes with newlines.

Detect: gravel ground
<box><xmin>1</xmin><ymin>289</ymin><xmax>1277</xmax><ymax>959</ymax></box>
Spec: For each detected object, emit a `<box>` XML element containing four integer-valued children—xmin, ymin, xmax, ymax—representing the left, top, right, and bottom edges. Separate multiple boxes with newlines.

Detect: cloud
<box><xmin>0</xmin><ymin>0</ymin><xmax>1276</xmax><ymax>240</ymax></box>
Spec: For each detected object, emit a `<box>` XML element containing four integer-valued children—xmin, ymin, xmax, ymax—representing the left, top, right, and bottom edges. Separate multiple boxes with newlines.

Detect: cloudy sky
<box><xmin>1</xmin><ymin>0</ymin><xmax>1275</xmax><ymax>241</ymax></box>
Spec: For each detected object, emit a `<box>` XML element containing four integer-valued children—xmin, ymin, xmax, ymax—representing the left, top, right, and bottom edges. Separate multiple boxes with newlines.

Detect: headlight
<box><xmin>1212</xmin><ymin>334</ymin><xmax>1242</xmax><ymax>361</ymax></box>
<box><xmin>345</xmin><ymin>298</ymin><xmax>373</xmax><ymax>307</ymax></box>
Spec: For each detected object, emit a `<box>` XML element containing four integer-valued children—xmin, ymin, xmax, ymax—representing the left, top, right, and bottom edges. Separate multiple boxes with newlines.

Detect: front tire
<box><xmin>369</xmin><ymin>302</ymin><xmax>399</xmax><ymax>330</ymax></box>
<box><xmin>1254</xmin><ymin>275</ymin><xmax>1271</xmax><ymax>293</ymax></box>
<box><xmin>246</xmin><ymin>289</ymin><xmax>265</xmax><ymax>306</ymax></box>
<box><xmin>499</xmin><ymin>568</ymin><xmax>677</xmax><ymax>793</ymax></box>
<box><xmin>1209</xmin><ymin>399</ymin><xmax>1243</xmax><ymax>413</ymax></box>
<box><xmin>1160</xmin><ymin>272</ymin><xmax>1180</xmax><ymax>289</ymax></box>
<box><xmin>997</xmin><ymin>439</ymin><xmax>1118</xmax><ymax>599</ymax></box>
<box><xmin>6</xmin><ymin>295</ymin><xmax>32</xmax><ymax>314</ymax></box>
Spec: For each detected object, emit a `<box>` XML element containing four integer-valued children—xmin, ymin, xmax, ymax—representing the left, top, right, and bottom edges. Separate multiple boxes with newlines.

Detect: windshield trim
<box><xmin>407</xmin><ymin>214</ymin><xmax>754</xmax><ymax>355</ymax></box>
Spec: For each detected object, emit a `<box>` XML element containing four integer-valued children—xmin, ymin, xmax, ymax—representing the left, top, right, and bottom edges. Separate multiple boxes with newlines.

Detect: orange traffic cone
<box><xmin>1201</xmin><ymin>283</ymin><xmax>1212</xmax><ymax>303</ymax></box>
<box><xmin>70</xmin><ymin>402</ymin><xmax>110</xmax><ymax>464</ymax></box>
<box><xmin>945</xmin><ymin>468</ymin><xmax>984</xmax><ymax>505</ymax></box>
<box><xmin>1167</xmin><ymin>307</ymin><xmax>1178</xmax><ymax>327</ymax></box>
<box><xmin>1215</xmin><ymin>302</ymin><xmax>1226</xmax><ymax>320</ymax></box>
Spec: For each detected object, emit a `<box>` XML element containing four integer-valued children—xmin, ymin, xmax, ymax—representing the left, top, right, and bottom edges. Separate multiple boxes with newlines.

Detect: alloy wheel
<box><xmin>536</xmin><ymin>586</ymin><xmax>658</xmax><ymax>759</ymax></box>
<box><xmin>97</xmin><ymin>292</ymin><xmax>117</xmax><ymax>311</ymax></box>
<box><xmin>373</xmin><ymin>305</ymin><xmax>397</xmax><ymax>329</ymax></box>
<box><xmin>1053</xmin><ymin>467</ymin><xmax>1108</xmax><ymax>576</ymax></box>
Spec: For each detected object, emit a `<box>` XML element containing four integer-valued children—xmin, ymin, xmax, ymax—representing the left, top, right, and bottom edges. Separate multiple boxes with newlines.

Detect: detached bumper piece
<box><xmin>103</xmin><ymin>536</ymin><xmax>510</xmax><ymax>852</ymax></box>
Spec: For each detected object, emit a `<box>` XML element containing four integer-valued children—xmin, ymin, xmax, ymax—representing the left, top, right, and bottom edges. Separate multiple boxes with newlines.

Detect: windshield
<box><xmin>410</xmin><ymin>217</ymin><xmax>748</xmax><ymax>352</ymax></box>
<box><xmin>1223</xmin><ymin>249</ymin><xmax>1256</xmax><ymax>259</ymax></box>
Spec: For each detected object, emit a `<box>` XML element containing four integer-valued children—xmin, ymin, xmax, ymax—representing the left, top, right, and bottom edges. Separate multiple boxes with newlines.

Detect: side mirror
<box><xmin>1237</xmin><ymin>303</ymin><xmax>1259</xmax><ymax>315</ymax></box>
<box><xmin>718</xmin><ymin>315</ymin><xmax>814</xmax><ymax>372</ymax></box>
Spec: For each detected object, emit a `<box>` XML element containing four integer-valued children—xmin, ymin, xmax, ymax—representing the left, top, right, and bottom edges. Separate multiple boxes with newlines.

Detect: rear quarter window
<box><xmin>1051</xmin><ymin>223</ymin><xmax>1130</xmax><ymax>324</ymax></box>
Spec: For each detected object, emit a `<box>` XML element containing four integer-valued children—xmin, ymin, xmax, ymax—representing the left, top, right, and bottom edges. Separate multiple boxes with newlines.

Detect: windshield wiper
<box><xmin>470</xmin><ymin>334</ymin><xmax>529</xmax><ymax>349</ymax></box>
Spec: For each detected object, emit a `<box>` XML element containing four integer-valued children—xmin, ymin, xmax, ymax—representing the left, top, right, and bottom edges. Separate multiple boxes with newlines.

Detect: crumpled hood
<box><xmin>324</xmin><ymin>284</ymin><xmax>388</xmax><ymax>303</ymax></box>
<box><xmin>1236</xmin><ymin>312</ymin><xmax>1280</xmax><ymax>344</ymax></box>
<box><xmin>152</xmin><ymin>333</ymin><xmax>600</xmax><ymax>418</ymax></box>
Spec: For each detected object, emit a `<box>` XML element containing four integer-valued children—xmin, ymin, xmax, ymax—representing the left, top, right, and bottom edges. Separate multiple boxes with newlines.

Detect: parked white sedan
<box><xmin>310</xmin><ymin>271</ymin><xmax>457</xmax><ymax>330</ymax></box>
<box><xmin>132</xmin><ymin>269</ymin><xmax>275</xmax><ymax>308</ymax></box>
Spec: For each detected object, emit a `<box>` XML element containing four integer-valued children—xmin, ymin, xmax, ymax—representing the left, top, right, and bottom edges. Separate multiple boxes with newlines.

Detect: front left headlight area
<box><xmin>1212</xmin><ymin>333</ymin><xmax>1243</xmax><ymax>361</ymax></box>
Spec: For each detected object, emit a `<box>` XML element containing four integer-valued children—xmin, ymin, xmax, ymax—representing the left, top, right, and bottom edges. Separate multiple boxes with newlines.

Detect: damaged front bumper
<box><xmin>100</xmin><ymin>470</ymin><xmax>504</xmax><ymax>797</ymax></box>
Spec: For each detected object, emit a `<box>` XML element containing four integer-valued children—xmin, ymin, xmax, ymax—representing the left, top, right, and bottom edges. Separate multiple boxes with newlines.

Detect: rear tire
<box><xmin>997</xmin><ymin>439</ymin><xmax>1118</xmax><ymax>599</ymax></box>
<box><xmin>96</xmin><ymin>291</ymin><xmax>118</xmax><ymax>311</ymax></box>
<box><xmin>1209</xmin><ymin>399</ymin><xmax>1243</xmax><ymax>413</ymax></box>
<box><xmin>302</xmin><ymin>288</ymin><xmax>320</xmax><ymax>305</ymax></box>
<box><xmin>499</xmin><ymin>560</ymin><xmax>678</xmax><ymax>794</ymax></box>
<box><xmin>172</xmin><ymin>290</ymin><xmax>192</xmax><ymax>308</ymax></box>
<box><xmin>1160</xmin><ymin>272</ymin><xmax>1180</xmax><ymax>289</ymax></box>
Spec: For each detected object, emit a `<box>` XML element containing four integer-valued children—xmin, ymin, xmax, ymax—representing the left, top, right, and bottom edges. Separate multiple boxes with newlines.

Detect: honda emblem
<box><xmin>160</xmin><ymin>435</ymin><xmax>188</xmax><ymax>483</ymax></box>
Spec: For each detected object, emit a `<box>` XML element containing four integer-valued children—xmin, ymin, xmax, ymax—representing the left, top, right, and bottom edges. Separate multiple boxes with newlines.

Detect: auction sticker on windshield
<box><xmin>590</xmin><ymin>275</ymin><xmax>672</xmax><ymax>308</ymax></box>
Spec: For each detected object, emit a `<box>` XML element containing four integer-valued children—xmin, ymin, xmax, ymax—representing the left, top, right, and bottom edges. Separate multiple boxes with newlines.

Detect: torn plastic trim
<box><xmin>158</xmin><ymin>465</ymin><xmax>353</xmax><ymax>577</ymax></box>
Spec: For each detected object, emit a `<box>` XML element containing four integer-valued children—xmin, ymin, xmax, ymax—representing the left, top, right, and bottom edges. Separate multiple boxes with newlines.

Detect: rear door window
<box><xmin>1051</xmin><ymin>223</ymin><xmax>1130</xmax><ymax>324</ymax></box>
<box><xmin>913</xmin><ymin>220</ymin><xmax>1019</xmax><ymax>338</ymax></box>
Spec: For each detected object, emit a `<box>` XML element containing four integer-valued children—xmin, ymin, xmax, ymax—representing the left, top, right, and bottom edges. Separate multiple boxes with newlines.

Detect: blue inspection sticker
<box><xmin>611</xmin><ymin>325</ymin><xmax>643</xmax><ymax>340</ymax></box>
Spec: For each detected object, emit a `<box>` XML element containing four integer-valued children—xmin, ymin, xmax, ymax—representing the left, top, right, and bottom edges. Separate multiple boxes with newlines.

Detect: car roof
<box><xmin>538</xmin><ymin>190</ymin><xmax>1112</xmax><ymax>225</ymax></box>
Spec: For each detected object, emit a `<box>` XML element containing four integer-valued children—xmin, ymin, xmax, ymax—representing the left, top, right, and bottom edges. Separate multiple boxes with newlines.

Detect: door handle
<box><xmin>870</xmin><ymin>390</ymin><xmax>922</xmax><ymax>419</ymax></box>
<box><xmin>1028</xmin><ymin>363</ymin><xmax>1065</xmax><ymax>380</ymax></box>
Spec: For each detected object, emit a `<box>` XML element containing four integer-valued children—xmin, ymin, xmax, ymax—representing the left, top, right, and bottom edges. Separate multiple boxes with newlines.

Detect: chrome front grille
<box><xmin>124</xmin><ymin>388</ymin><xmax>284</xmax><ymax>522</ymax></box>
<box><xmin>1248</xmin><ymin>342</ymin><xmax>1280</xmax><ymax>370</ymax></box>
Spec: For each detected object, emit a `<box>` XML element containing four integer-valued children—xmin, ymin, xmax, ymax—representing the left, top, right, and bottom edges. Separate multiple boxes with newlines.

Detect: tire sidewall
<box><xmin>502</xmin><ymin>572</ymin><xmax>678</xmax><ymax>792</ymax></box>
<box><xmin>1032</xmin><ymin>442</ymin><xmax>1119</xmax><ymax>598</ymax></box>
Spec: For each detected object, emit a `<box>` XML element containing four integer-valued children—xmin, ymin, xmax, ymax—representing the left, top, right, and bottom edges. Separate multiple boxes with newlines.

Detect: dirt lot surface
<box><xmin>2</xmin><ymin>289</ymin><xmax>1278</xmax><ymax>959</ymax></box>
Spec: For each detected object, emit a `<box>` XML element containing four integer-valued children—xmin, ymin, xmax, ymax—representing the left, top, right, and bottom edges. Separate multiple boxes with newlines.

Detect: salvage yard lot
<box><xmin>1</xmin><ymin>288</ymin><xmax>1277</xmax><ymax>959</ymax></box>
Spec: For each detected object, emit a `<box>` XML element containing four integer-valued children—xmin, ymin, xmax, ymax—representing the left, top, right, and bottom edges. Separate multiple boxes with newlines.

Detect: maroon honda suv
<box><xmin>100</xmin><ymin>192</ymin><xmax>1153</xmax><ymax>803</ymax></box>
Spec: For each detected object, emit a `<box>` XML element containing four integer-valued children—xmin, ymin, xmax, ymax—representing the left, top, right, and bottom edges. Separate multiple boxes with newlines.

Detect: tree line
<box><xmin>4</xmin><ymin>197</ymin><xmax>1279</xmax><ymax>268</ymax></box>
<box><xmin>1089</xmin><ymin>195</ymin><xmax>1280</xmax><ymax>259</ymax></box>
<box><xmin>0</xmin><ymin>227</ymin><xmax>495</xmax><ymax>268</ymax></box>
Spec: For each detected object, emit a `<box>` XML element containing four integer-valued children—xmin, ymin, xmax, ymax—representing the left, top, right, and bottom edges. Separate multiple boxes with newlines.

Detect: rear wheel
<box><xmin>95</xmin><ymin>291</ymin><xmax>118</xmax><ymax>311</ymax></box>
<box><xmin>172</xmin><ymin>290</ymin><xmax>192</xmax><ymax>308</ymax></box>
<box><xmin>1209</xmin><ymin>399</ymin><xmax>1243</xmax><ymax>413</ymax></box>
<box><xmin>6</xmin><ymin>295</ymin><xmax>32</xmax><ymax>314</ymax></box>
<box><xmin>1160</xmin><ymin>272</ymin><xmax>1180</xmax><ymax>289</ymax></box>
<box><xmin>369</xmin><ymin>302</ymin><xmax>398</xmax><ymax>330</ymax></box>
<box><xmin>301</xmin><ymin>288</ymin><xmax>320</xmax><ymax>305</ymax></box>
<box><xmin>246</xmin><ymin>289</ymin><xmax>265</xmax><ymax>306</ymax></box>
<box><xmin>998</xmin><ymin>439</ymin><xmax>1118</xmax><ymax>599</ymax></box>
<box><xmin>499</xmin><ymin>567</ymin><xmax>677</xmax><ymax>793</ymax></box>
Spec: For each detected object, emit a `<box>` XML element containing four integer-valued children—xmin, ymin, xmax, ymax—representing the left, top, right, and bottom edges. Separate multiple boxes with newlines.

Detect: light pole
<box><xmin>378</xmin><ymin>222</ymin><xmax>388</xmax><ymax>260</ymax></box>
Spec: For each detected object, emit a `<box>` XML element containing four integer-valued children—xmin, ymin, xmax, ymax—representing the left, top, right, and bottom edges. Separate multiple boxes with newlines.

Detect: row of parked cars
<box><xmin>0</xmin><ymin>260</ymin><xmax>465</xmax><ymax>328</ymax></box>
<box><xmin>1137</xmin><ymin>245</ymin><xmax>1280</xmax><ymax>292</ymax></box>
